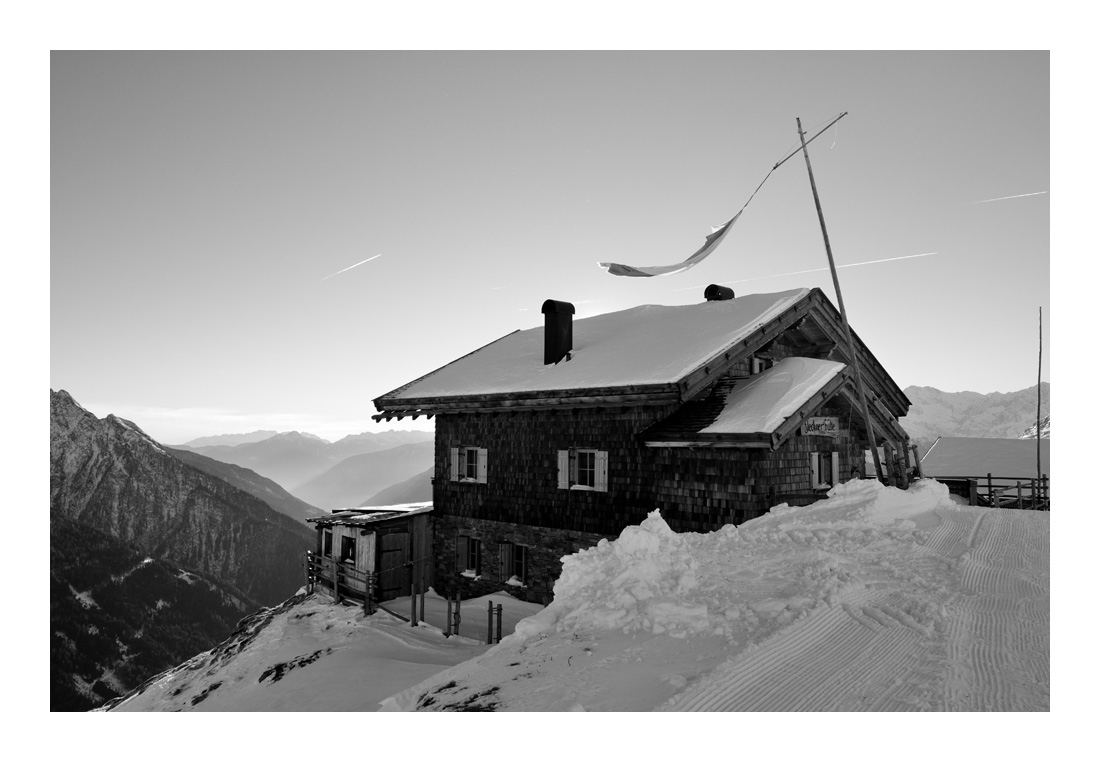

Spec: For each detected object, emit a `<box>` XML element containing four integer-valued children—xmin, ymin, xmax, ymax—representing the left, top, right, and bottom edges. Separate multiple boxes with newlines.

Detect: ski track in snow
<box><xmin>665</xmin><ymin>505</ymin><xmax>1048</xmax><ymax>711</ymax></box>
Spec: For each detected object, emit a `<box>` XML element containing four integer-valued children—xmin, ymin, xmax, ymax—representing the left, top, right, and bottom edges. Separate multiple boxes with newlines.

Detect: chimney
<box><xmin>541</xmin><ymin>299</ymin><xmax>575</xmax><ymax>365</ymax></box>
<box><xmin>704</xmin><ymin>284</ymin><xmax>735</xmax><ymax>301</ymax></box>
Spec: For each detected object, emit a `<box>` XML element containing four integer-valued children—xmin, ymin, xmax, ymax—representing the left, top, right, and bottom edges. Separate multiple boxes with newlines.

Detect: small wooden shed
<box><xmin>306</xmin><ymin>503</ymin><xmax>432</xmax><ymax>602</ymax></box>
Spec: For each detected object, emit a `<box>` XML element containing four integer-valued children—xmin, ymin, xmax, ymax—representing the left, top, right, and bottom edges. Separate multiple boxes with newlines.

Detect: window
<box><xmin>456</xmin><ymin>536</ymin><xmax>482</xmax><ymax>577</ymax></box>
<box><xmin>499</xmin><ymin>542</ymin><xmax>528</xmax><ymax>586</ymax></box>
<box><xmin>322</xmin><ymin>529</ymin><xmax>333</xmax><ymax>558</ymax></box>
<box><xmin>450</xmin><ymin>447</ymin><xmax>487</xmax><ymax>483</ymax></box>
<box><xmin>750</xmin><ymin>356</ymin><xmax>773</xmax><ymax>375</ymax></box>
<box><xmin>341</xmin><ymin>535</ymin><xmax>356</xmax><ymax>564</ymax></box>
<box><xmin>576</xmin><ymin>450</ymin><xmax>596</xmax><ymax>488</ymax></box>
<box><xmin>557</xmin><ymin>448</ymin><xmax>608</xmax><ymax>492</ymax></box>
<box><xmin>810</xmin><ymin>451</ymin><xmax>840</xmax><ymax>489</ymax></box>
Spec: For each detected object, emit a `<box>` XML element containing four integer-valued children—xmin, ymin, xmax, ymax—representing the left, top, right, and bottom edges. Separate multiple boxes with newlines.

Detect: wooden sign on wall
<box><xmin>801</xmin><ymin>416</ymin><xmax>839</xmax><ymax>438</ymax></box>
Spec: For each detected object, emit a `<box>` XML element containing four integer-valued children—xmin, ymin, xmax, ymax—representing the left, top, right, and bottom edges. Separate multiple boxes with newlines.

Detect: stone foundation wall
<box><xmin>431</xmin><ymin>513</ymin><xmax>605</xmax><ymax>605</ymax></box>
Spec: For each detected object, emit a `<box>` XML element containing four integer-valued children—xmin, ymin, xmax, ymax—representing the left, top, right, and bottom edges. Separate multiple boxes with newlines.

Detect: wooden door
<box><xmin>378</xmin><ymin>530</ymin><xmax>410</xmax><ymax>600</ymax></box>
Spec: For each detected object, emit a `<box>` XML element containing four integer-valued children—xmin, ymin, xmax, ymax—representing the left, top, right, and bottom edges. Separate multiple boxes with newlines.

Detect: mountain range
<box><xmin>292</xmin><ymin>442</ymin><xmax>435</xmax><ymax>510</ymax></box>
<box><xmin>361</xmin><ymin>466</ymin><xmax>434</xmax><ymax>506</ymax></box>
<box><xmin>50</xmin><ymin>390</ymin><xmax>317</xmax><ymax>710</ymax></box>
<box><xmin>899</xmin><ymin>383</ymin><xmax>1049</xmax><ymax>457</ymax></box>
<box><xmin>177</xmin><ymin>429</ymin><xmax>434</xmax><ymax>492</ymax></box>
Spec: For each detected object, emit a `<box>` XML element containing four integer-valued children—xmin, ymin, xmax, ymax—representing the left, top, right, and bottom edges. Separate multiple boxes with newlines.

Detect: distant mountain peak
<box><xmin>272</xmin><ymin>431</ymin><xmax>330</xmax><ymax>444</ymax></box>
<box><xmin>180</xmin><ymin>430</ymin><xmax>279</xmax><ymax>448</ymax></box>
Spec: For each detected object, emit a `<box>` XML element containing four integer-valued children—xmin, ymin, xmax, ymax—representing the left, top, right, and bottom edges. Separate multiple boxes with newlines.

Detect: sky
<box><xmin>49</xmin><ymin>51</ymin><xmax>1050</xmax><ymax>444</ymax></box>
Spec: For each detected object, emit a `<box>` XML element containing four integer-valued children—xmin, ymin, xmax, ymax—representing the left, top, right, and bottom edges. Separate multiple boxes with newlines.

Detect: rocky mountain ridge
<box><xmin>1019</xmin><ymin>413</ymin><xmax>1050</xmax><ymax>440</ymax></box>
<box><xmin>900</xmin><ymin>382</ymin><xmax>1049</xmax><ymax>456</ymax></box>
<box><xmin>51</xmin><ymin>390</ymin><xmax>314</xmax><ymax>608</ymax></box>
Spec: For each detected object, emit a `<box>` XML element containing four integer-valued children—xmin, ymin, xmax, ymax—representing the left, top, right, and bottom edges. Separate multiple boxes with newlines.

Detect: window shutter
<box><xmin>557</xmin><ymin>450</ymin><xmax>570</xmax><ymax>489</ymax></box>
<box><xmin>499</xmin><ymin>543</ymin><xmax>513</xmax><ymax>582</ymax></box>
<box><xmin>595</xmin><ymin>450</ymin><xmax>608</xmax><ymax>492</ymax></box>
<box><xmin>456</xmin><ymin>535</ymin><xmax>468</xmax><ymax>572</ymax></box>
<box><xmin>478</xmin><ymin>448</ymin><xmax>488</xmax><ymax>483</ymax></box>
<box><xmin>450</xmin><ymin>447</ymin><xmax>459</xmax><ymax>482</ymax></box>
<box><xmin>810</xmin><ymin>452</ymin><xmax>820</xmax><ymax>487</ymax></box>
<box><xmin>830</xmin><ymin>452</ymin><xmax>839</xmax><ymax>486</ymax></box>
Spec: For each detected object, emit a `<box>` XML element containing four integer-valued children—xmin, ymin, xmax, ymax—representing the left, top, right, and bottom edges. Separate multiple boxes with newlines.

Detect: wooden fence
<box><xmin>933</xmin><ymin>474</ymin><xmax>1049</xmax><ymax>510</ymax></box>
<box><xmin>304</xmin><ymin>551</ymin><xmax>378</xmax><ymax>613</ymax></box>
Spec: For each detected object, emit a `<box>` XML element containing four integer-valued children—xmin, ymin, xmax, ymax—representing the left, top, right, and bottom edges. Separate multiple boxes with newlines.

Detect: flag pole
<box><xmin>796</xmin><ymin>115</ymin><xmax>886</xmax><ymax>483</ymax></box>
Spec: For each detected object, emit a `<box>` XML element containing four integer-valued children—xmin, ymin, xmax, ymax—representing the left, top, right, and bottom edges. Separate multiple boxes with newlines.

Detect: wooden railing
<box><xmin>304</xmin><ymin>551</ymin><xmax>377</xmax><ymax>613</ymax></box>
<box><xmin>933</xmin><ymin>474</ymin><xmax>1049</xmax><ymax>510</ymax></box>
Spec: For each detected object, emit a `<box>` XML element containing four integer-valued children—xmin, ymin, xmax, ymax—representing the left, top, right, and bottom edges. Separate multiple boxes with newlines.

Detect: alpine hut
<box><xmin>372</xmin><ymin>287</ymin><xmax>912</xmax><ymax>602</ymax></box>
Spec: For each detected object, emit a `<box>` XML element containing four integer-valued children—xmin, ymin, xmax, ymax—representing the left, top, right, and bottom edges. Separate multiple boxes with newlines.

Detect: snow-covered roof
<box><xmin>643</xmin><ymin>357</ymin><xmax>848</xmax><ymax>447</ymax></box>
<box><xmin>700</xmin><ymin>357</ymin><xmax>845</xmax><ymax>434</ymax></box>
<box><xmin>308</xmin><ymin>502</ymin><xmax>433</xmax><ymax>526</ymax></box>
<box><xmin>920</xmin><ymin>438</ymin><xmax>1050</xmax><ymax>480</ymax></box>
<box><xmin>379</xmin><ymin>289</ymin><xmax>810</xmax><ymax>402</ymax></box>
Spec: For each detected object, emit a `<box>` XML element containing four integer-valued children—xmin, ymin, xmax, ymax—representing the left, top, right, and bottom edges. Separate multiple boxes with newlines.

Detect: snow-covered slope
<box><xmin>104</xmin><ymin>591</ymin><xmax>540</xmax><ymax>712</ymax></box>
<box><xmin>104</xmin><ymin>479</ymin><xmax>1049</xmax><ymax>712</ymax></box>
<box><xmin>384</xmin><ymin>479</ymin><xmax>1048</xmax><ymax>711</ymax></box>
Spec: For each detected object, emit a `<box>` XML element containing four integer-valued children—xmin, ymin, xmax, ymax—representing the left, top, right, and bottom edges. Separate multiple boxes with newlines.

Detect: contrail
<box><xmin>959</xmin><ymin>190</ymin><xmax>1048</xmax><ymax>206</ymax></box>
<box><xmin>319</xmin><ymin>254</ymin><xmax>382</xmax><ymax>282</ymax></box>
<box><xmin>673</xmin><ymin>252</ymin><xmax>936</xmax><ymax>291</ymax></box>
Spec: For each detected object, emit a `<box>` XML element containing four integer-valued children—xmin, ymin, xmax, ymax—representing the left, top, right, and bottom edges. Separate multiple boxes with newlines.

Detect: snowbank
<box><xmin>512</xmin><ymin>479</ymin><xmax>957</xmax><ymax>642</ymax></box>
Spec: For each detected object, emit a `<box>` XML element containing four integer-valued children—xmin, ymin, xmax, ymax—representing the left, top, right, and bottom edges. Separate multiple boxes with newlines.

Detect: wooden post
<box><xmin>1043</xmin><ymin>474</ymin><xmax>1048</xmax><ymax>508</ymax></box>
<box><xmin>487</xmin><ymin>600</ymin><xmax>493</xmax><ymax>644</ymax></box>
<box><xmin>987</xmin><ymin>473</ymin><xmax>993</xmax><ymax>507</ymax></box>
<box><xmin>332</xmin><ymin>556</ymin><xmax>341</xmax><ymax>604</ymax></box>
<box><xmin>454</xmin><ymin>595</ymin><xmax>461</xmax><ymax>636</ymax></box>
<box><xmin>968</xmin><ymin>479</ymin><xmax>978</xmax><ymax>506</ymax></box>
<box><xmin>410</xmin><ymin>576</ymin><xmax>418</xmax><ymax>626</ymax></box>
<box><xmin>446</xmin><ymin>597</ymin><xmax>453</xmax><ymax>636</ymax></box>
<box><xmin>1037</xmin><ymin>306</ymin><xmax>1043</xmax><ymax>494</ymax></box>
<box><xmin>305</xmin><ymin>551</ymin><xmax>313</xmax><ymax>593</ymax></box>
<box><xmin>882</xmin><ymin>440</ymin><xmax>897</xmax><ymax>488</ymax></box>
<box><xmin>797</xmin><ymin>114</ymin><xmax>884</xmax><ymax>483</ymax></box>
<box><xmin>496</xmin><ymin>603</ymin><xmax>503</xmax><ymax>644</ymax></box>
<box><xmin>1016</xmin><ymin>481</ymin><xmax>1023</xmax><ymax>509</ymax></box>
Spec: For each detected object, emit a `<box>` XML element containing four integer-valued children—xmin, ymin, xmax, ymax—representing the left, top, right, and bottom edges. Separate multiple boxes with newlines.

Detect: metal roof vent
<box><xmin>704</xmin><ymin>284</ymin><xmax>735</xmax><ymax>301</ymax></box>
<box><xmin>541</xmin><ymin>299</ymin><xmax>575</xmax><ymax>365</ymax></box>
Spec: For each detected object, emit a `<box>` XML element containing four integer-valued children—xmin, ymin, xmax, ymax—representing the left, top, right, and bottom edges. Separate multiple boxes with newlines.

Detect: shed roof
<box><xmin>307</xmin><ymin>502</ymin><xmax>433</xmax><ymax>527</ymax></box>
<box><xmin>920</xmin><ymin>438</ymin><xmax>1050</xmax><ymax>480</ymax></box>
<box><xmin>378</xmin><ymin>289</ymin><xmax>809</xmax><ymax>402</ymax></box>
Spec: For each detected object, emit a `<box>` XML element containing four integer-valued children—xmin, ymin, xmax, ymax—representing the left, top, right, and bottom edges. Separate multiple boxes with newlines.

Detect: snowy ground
<box><xmin>103</xmin><ymin>479</ymin><xmax>1048</xmax><ymax>713</ymax></box>
<box><xmin>384</xmin><ymin>479</ymin><xmax>1048</xmax><ymax>711</ymax></box>
<box><xmin>105</xmin><ymin>589</ymin><xmax>542</xmax><ymax>712</ymax></box>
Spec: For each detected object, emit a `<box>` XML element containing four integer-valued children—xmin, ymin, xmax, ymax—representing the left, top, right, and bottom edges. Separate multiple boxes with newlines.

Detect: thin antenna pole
<box><xmin>796</xmin><ymin>115</ymin><xmax>885</xmax><ymax>483</ymax></box>
<box><xmin>1037</xmin><ymin>306</ymin><xmax>1042</xmax><ymax>488</ymax></box>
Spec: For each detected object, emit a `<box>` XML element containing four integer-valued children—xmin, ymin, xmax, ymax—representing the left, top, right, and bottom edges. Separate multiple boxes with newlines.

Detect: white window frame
<box><xmin>810</xmin><ymin>451</ymin><xmax>840</xmax><ymax>490</ymax></box>
<box><xmin>557</xmin><ymin>448</ymin><xmax>608</xmax><ymax>492</ymax></box>
<box><xmin>449</xmin><ymin>446</ymin><xmax>487</xmax><ymax>484</ymax></box>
